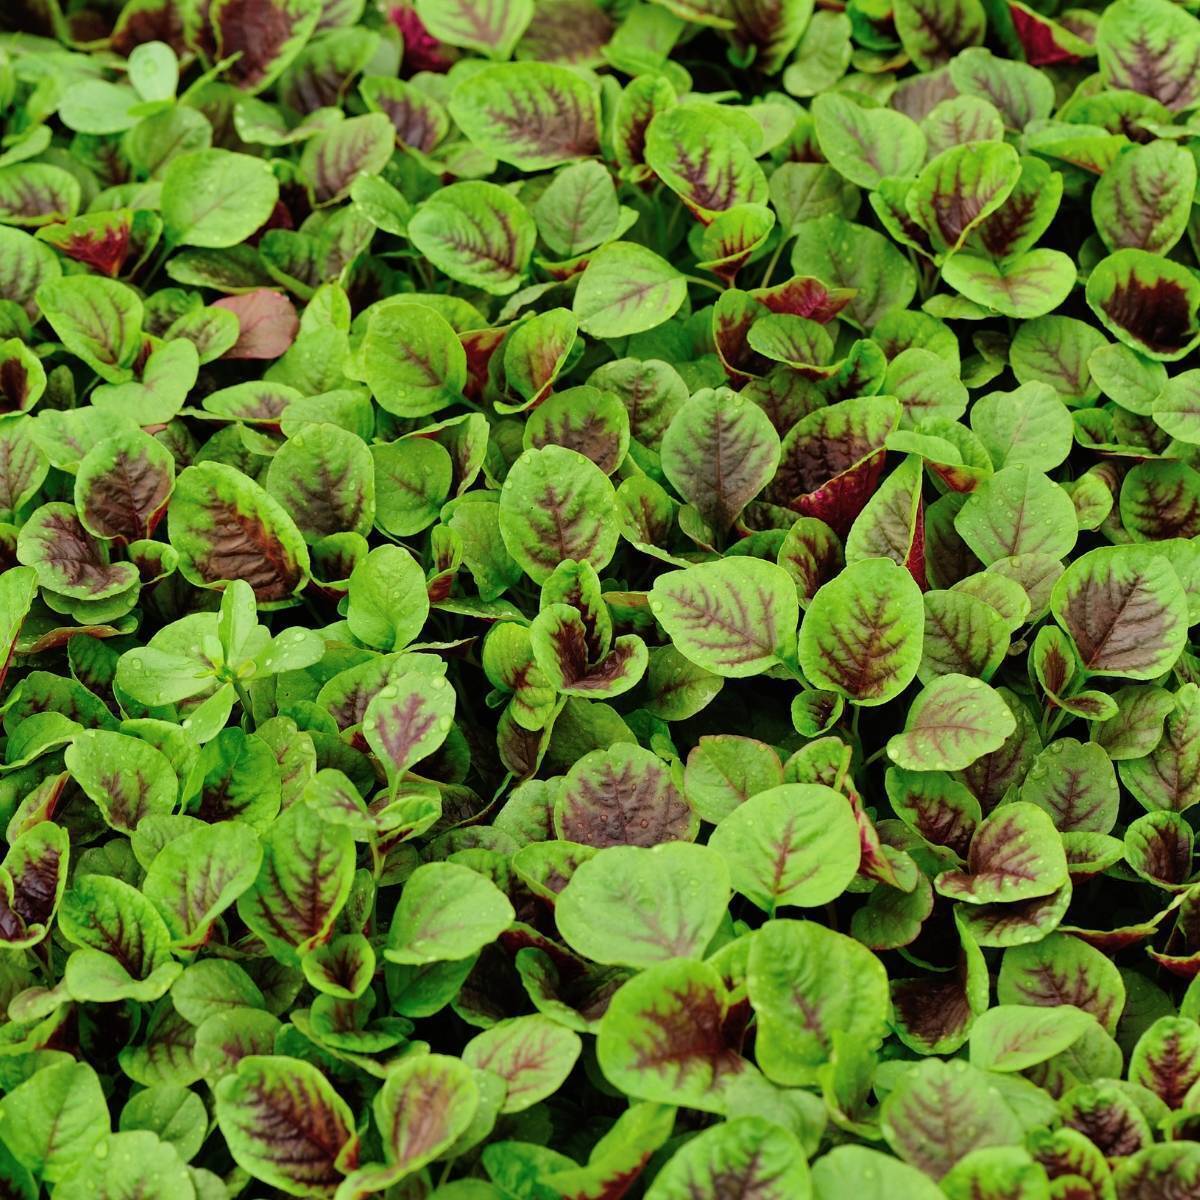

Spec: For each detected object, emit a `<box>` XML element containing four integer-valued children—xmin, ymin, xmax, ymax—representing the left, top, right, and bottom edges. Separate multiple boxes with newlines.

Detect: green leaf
<box><xmin>359</xmin><ymin>301</ymin><xmax>469</xmax><ymax>418</ymax></box>
<box><xmin>463</xmin><ymin>1015</ymin><xmax>582</xmax><ymax>1112</ymax></box>
<box><xmin>798</xmin><ymin>557</ymin><xmax>924</xmax><ymax>705</ymax></box>
<box><xmin>498</xmin><ymin>445</ymin><xmax>618</xmax><ymax>584</ymax></box>
<box><xmin>650</xmin><ymin>558</ymin><xmax>800</xmax><ymax>678</ymax></box>
<box><xmin>65</xmin><ymin>729</ymin><xmax>177</xmax><ymax>834</ymax></box>
<box><xmin>345</xmin><ymin>544</ymin><xmax>429</xmax><ymax>651</ymax></box>
<box><xmin>645</xmin><ymin>104</ymin><xmax>768</xmax><ymax>217</ymax></box>
<box><xmin>409</xmin><ymin>182</ymin><xmax>536</xmax><ymax>296</ymax></box>
<box><xmin>954</xmin><ymin>465</ymin><xmax>1077</xmax><ymax>565</ymax></box>
<box><xmin>237</xmin><ymin>802</ymin><xmax>355</xmax><ymax>963</ymax></box>
<box><xmin>449</xmin><ymin>62</ymin><xmax>600</xmax><ymax>170</ymax></box>
<box><xmin>647</xmin><ymin>1116</ymin><xmax>812</xmax><ymax>1200</ymax></box>
<box><xmin>573</xmin><ymin>241</ymin><xmax>688</xmax><ymax>338</ymax></box>
<box><xmin>143</xmin><ymin>821</ymin><xmax>263</xmax><ymax>949</ymax></box>
<box><xmin>555</xmin><ymin>842</ymin><xmax>730</xmax><ymax>966</ymax></box>
<box><xmin>416</xmin><ymin>0</ymin><xmax>533</xmax><ymax>57</ymax></box>
<box><xmin>709</xmin><ymin>783</ymin><xmax>860</xmax><ymax>912</ymax></box>
<box><xmin>812</xmin><ymin>93</ymin><xmax>926</xmax><ymax>190</ymax></box>
<box><xmin>970</xmin><ymin>1004</ymin><xmax>1096</xmax><ymax>1074</ymax></box>
<box><xmin>660</xmin><ymin>387</ymin><xmax>781</xmax><ymax>535</ymax></box>
<box><xmin>0</xmin><ymin>1062</ymin><xmax>109</xmax><ymax>1184</ymax></box>
<box><xmin>748</xmin><ymin>919</ymin><xmax>889</xmax><ymax>1084</ymax></box>
<box><xmin>384</xmin><ymin>862</ymin><xmax>514</xmax><ymax>964</ymax></box>
<box><xmin>161</xmin><ymin>149</ymin><xmax>280</xmax><ymax>249</ymax></box>
<box><xmin>881</xmin><ymin>1059</ymin><xmax>1022</xmax><ymax>1179</ymax></box>
<box><xmin>1093</xmin><ymin>140</ymin><xmax>1195</xmax><ymax>254</ymax></box>
<box><xmin>887</xmin><ymin>674</ymin><xmax>1016</xmax><ymax>771</ymax></box>
<box><xmin>36</xmin><ymin>276</ymin><xmax>142</xmax><ymax>383</ymax></box>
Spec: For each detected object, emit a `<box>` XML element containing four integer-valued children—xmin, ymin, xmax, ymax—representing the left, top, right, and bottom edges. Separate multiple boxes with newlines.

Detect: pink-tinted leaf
<box><xmin>212</xmin><ymin>289</ymin><xmax>299</xmax><ymax>359</ymax></box>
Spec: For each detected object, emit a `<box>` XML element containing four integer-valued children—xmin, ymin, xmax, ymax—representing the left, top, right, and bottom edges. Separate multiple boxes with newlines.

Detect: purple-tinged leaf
<box><xmin>935</xmin><ymin>800</ymin><xmax>1068</xmax><ymax>903</ymax></box>
<box><xmin>17</xmin><ymin>502</ymin><xmax>140</xmax><ymax>599</ymax></box>
<box><xmin>74</xmin><ymin>429</ymin><xmax>175</xmax><ymax>544</ymax></box>
<box><xmin>215</xmin><ymin>1055</ymin><xmax>358</xmax><ymax>1195</ymax></box>
<box><xmin>661</xmin><ymin>387</ymin><xmax>780</xmax><ymax>536</ymax></box>
<box><xmin>554</xmin><ymin>744</ymin><xmax>693</xmax><ymax>848</ymax></box>
<box><xmin>168</xmin><ymin>462</ymin><xmax>310</xmax><ymax>604</ymax></box>
<box><xmin>881</xmin><ymin>1059</ymin><xmax>1023</xmax><ymax>1180</ymax></box>
<box><xmin>597</xmin><ymin>958</ymin><xmax>750</xmax><ymax>1112</ymax></box>
<box><xmin>211</xmin><ymin>0</ymin><xmax>321</xmax><ymax>92</ymax></box>
<box><xmin>0</xmin><ymin>821</ymin><xmax>68</xmax><ymax>949</ymax></box>
<box><xmin>1086</xmin><ymin>248</ymin><xmax>1200</xmax><ymax>360</ymax></box>
<box><xmin>449</xmin><ymin>62</ymin><xmax>600</xmax><ymax>171</ymax></box>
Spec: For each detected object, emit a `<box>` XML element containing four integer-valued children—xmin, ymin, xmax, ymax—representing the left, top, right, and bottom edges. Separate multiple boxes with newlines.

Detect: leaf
<box><xmin>1051</xmin><ymin>544</ymin><xmax>1188</xmax><ymax>679</ymax></box>
<box><xmin>416</xmin><ymin>0</ymin><xmax>533</xmax><ymax>58</ymax></box>
<box><xmin>59</xmin><ymin>874</ymin><xmax>179</xmax><ymax>1002</ymax></box>
<box><xmin>237</xmin><ymin>802</ymin><xmax>355</xmax><ymax>962</ymax></box>
<box><xmin>573</xmin><ymin>242</ymin><xmax>688</xmax><ymax>338</ymax></box>
<box><xmin>300</xmin><ymin>112</ymin><xmax>393</xmax><ymax>205</ymax></box>
<box><xmin>1097</xmin><ymin>0</ymin><xmax>1200</xmax><ymax>111</ymax></box>
<box><xmin>499</xmin><ymin>445</ymin><xmax>618</xmax><ymax>584</ymax></box>
<box><xmin>449</xmin><ymin>62</ymin><xmax>600</xmax><ymax>170</ymax></box>
<box><xmin>798</xmin><ymin>557</ymin><xmax>924</xmax><ymax>705</ymax></box>
<box><xmin>343</xmin><ymin>544</ymin><xmax>429</xmax><ymax>652</ymax></box>
<box><xmin>463</xmin><ymin>1016</ymin><xmax>582</xmax><ymax>1112</ymax></box>
<box><xmin>161</xmin><ymin>149</ymin><xmax>280</xmax><ymax>249</ymax></box>
<box><xmin>1086</xmin><ymin>248</ymin><xmax>1200</xmax><ymax>360</ymax></box>
<box><xmin>596</xmin><ymin>958</ymin><xmax>749</xmax><ymax>1112</ymax></box>
<box><xmin>887</xmin><ymin>674</ymin><xmax>1016</xmax><ymax>771</ymax></box>
<box><xmin>17</xmin><ymin>502</ymin><xmax>140</xmax><ymax>599</ymax></box>
<box><xmin>650</xmin><ymin>557</ymin><xmax>799</xmax><ymax>678</ymax></box>
<box><xmin>169</xmin><ymin>462</ymin><xmax>310</xmax><ymax>604</ymax></box>
<box><xmin>554</xmin><ymin>743</ymin><xmax>693</xmax><ymax>847</ymax></box>
<box><xmin>645</xmin><ymin>104</ymin><xmax>768</xmax><ymax>218</ymax></box>
<box><xmin>894</xmin><ymin>0</ymin><xmax>986</xmax><ymax>69</ymax></box>
<box><xmin>36</xmin><ymin>275</ymin><xmax>142</xmax><ymax>383</ymax></box>
<box><xmin>409</xmin><ymin>181</ymin><xmax>536</xmax><ymax>296</ymax></box>
<box><xmin>65</xmin><ymin>729</ymin><xmax>177</xmax><ymax>834</ymax></box>
<box><xmin>813</xmin><ymin>1147</ymin><xmax>943</xmax><ymax>1200</ymax></box>
<box><xmin>384</xmin><ymin>862</ymin><xmax>514</xmax><ymax>964</ymax></box>
<box><xmin>969</xmin><ymin>1004</ymin><xmax>1096</xmax><ymax>1072</ymax></box>
<box><xmin>0</xmin><ymin>1062</ymin><xmax>109</xmax><ymax>1184</ymax></box>
<box><xmin>970</xmin><ymin>382</ymin><xmax>1073</xmax><ymax>473</ymax></box>
<box><xmin>813</xmin><ymin>93</ymin><xmax>926</xmax><ymax>191</ymax></box>
<box><xmin>1093</xmin><ymin>140</ymin><xmax>1195</xmax><ymax>254</ymax></box>
<box><xmin>215</xmin><ymin>1055</ymin><xmax>358</xmax><ymax>1195</ymax></box>
<box><xmin>880</xmin><ymin>1059</ymin><xmax>1022</xmax><ymax>1179</ymax></box>
<box><xmin>212</xmin><ymin>289</ymin><xmax>299</xmax><ymax>359</ymax></box>
<box><xmin>748</xmin><ymin>919</ymin><xmax>890</xmax><ymax>1084</ymax></box>
<box><xmin>359</xmin><ymin>301</ymin><xmax>468</xmax><ymax>418</ymax></box>
<box><xmin>555</xmin><ymin>842</ymin><xmax>729</xmax><ymax>966</ymax></box>
<box><xmin>660</xmin><ymin>387</ymin><xmax>780</xmax><ymax>535</ymax></box>
<box><xmin>142</xmin><ymin>821</ymin><xmax>263</xmax><ymax>949</ymax></box>
<box><xmin>942</xmin><ymin>248</ymin><xmax>1076</xmax><ymax>319</ymax></box>
<box><xmin>212</xmin><ymin>0</ymin><xmax>321</xmax><ymax>91</ymax></box>
<box><xmin>935</xmin><ymin>801</ymin><xmax>1069</xmax><ymax>903</ymax></box>
<box><xmin>363</xmin><ymin>670</ymin><xmax>456</xmax><ymax>780</ymax></box>
<box><xmin>74</xmin><ymin>429</ymin><xmax>175</xmax><ymax>544</ymax></box>
<box><xmin>709</xmin><ymin>783</ymin><xmax>860</xmax><ymax>911</ymax></box>
<box><xmin>534</xmin><ymin>161</ymin><xmax>621</xmax><ymax>258</ymax></box>
<box><xmin>264</xmin><ymin>422</ymin><xmax>374</xmax><ymax>543</ymax></box>
<box><xmin>646</xmin><ymin>1116</ymin><xmax>812</xmax><ymax>1200</ymax></box>
<box><xmin>954</xmin><ymin>465</ymin><xmax>1077</xmax><ymax>565</ymax></box>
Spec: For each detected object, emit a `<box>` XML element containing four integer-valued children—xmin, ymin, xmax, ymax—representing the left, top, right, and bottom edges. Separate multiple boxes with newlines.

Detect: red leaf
<box><xmin>213</xmin><ymin>290</ymin><xmax>300</xmax><ymax>360</ymax></box>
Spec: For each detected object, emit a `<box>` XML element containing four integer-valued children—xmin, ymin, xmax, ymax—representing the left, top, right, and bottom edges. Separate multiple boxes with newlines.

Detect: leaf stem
<box><xmin>233</xmin><ymin>679</ymin><xmax>256</xmax><ymax>729</ymax></box>
<box><xmin>759</xmin><ymin>236</ymin><xmax>787</xmax><ymax>289</ymax></box>
<box><xmin>684</xmin><ymin>274</ymin><xmax>725</xmax><ymax>294</ymax></box>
